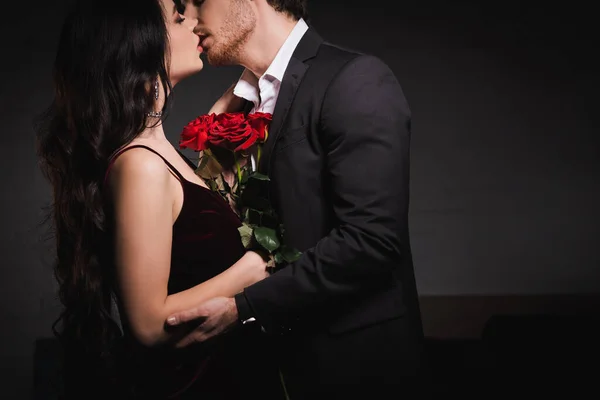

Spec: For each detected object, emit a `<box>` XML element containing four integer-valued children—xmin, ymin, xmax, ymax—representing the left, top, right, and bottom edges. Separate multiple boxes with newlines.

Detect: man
<box><xmin>170</xmin><ymin>0</ymin><xmax>424</xmax><ymax>397</ymax></box>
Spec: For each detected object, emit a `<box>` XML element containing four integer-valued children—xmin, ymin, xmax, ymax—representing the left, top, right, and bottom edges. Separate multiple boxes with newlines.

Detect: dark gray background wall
<box><xmin>1</xmin><ymin>0</ymin><xmax>598</xmax><ymax>398</ymax></box>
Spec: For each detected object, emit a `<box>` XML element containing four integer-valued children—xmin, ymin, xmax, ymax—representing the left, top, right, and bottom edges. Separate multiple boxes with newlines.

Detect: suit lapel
<box><xmin>258</xmin><ymin>61</ymin><xmax>307</xmax><ymax>174</ymax></box>
<box><xmin>258</xmin><ymin>28</ymin><xmax>323</xmax><ymax>175</ymax></box>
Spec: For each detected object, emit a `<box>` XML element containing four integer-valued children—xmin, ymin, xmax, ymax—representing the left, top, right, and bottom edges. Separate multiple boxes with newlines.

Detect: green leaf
<box><xmin>274</xmin><ymin>252</ymin><xmax>284</xmax><ymax>265</ymax></box>
<box><xmin>246</xmin><ymin>208</ymin><xmax>263</xmax><ymax>225</ymax></box>
<box><xmin>207</xmin><ymin>179</ymin><xmax>219</xmax><ymax>191</ymax></box>
<box><xmin>242</xmin><ymin>196</ymin><xmax>271</xmax><ymax>212</ymax></box>
<box><xmin>259</xmin><ymin>213</ymin><xmax>279</xmax><ymax>230</ymax></box>
<box><xmin>253</xmin><ymin>226</ymin><xmax>280</xmax><ymax>252</ymax></box>
<box><xmin>242</xmin><ymin>208</ymin><xmax>251</xmax><ymax>223</ymax></box>
<box><xmin>196</xmin><ymin>155</ymin><xmax>210</xmax><ymax>172</ymax></box>
<box><xmin>280</xmin><ymin>245</ymin><xmax>302</xmax><ymax>263</ymax></box>
<box><xmin>249</xmin><ymin>172</ymin><xmax>270</xmax><ymax>181</ymax></box>
<box><xmin>237</xmin><ymin>224</ymin><xmax>254</xmax><ymax>249</ymax></box>
<box><xmin>220</xmin><ymin>173</ymin><xmax>232</xmax><ymax>193</ymax></box>
<box><xmin>241</xmin><ymin>168</ymin><xmax>250</xmax><ymax>184</ymax></box>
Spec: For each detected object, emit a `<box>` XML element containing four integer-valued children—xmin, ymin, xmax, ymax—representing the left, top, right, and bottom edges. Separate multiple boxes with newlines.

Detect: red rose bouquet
<box><xmin>179</xmin><ymin>112</ymin><xmax>301</xmax><ymax>267</ymax></box>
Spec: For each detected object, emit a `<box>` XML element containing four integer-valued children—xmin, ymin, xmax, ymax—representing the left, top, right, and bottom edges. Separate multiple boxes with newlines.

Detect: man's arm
<box><xmin>238</xmin><ymin>55</ymin><xmax>412</xmax><ymax>331</ymax></box>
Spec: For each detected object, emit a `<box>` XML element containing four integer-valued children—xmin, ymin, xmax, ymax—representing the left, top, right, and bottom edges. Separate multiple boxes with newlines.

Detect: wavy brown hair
<box><xmin>35</xmin><ymin>0</ymin><xmax>173</xmax><ymax>396</ymax></box>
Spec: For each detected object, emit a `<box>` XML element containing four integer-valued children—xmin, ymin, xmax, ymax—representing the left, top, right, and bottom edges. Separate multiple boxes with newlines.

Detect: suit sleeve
<box><xmin>240</xmin><ymin>55</ymin><xmax>412</xmax><ymax>331</ymax></box>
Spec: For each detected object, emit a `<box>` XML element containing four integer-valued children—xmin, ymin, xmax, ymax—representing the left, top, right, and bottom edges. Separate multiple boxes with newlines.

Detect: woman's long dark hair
<box><xmin>35</xmin><ymin>0</ymin><xmax>174</xmax><ymax>396</ymax></box>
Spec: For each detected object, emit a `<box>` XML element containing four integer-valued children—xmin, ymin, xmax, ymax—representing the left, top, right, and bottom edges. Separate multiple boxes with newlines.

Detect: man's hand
<box><xmin>166</xmin><ymin>297</ymin><xmax>238</xmax><ymax>348</ymax></box>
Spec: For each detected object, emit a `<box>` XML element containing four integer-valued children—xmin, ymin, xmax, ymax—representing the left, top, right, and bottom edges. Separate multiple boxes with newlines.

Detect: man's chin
<box><xmin>205</xmin><ymin>51</ymin><xmax>236</xmax><ymax>67</ymax></box>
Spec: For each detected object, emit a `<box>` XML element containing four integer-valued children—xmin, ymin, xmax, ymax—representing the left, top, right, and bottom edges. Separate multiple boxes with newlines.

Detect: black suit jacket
<box><xmin>235</xmin><ymin>28</ymin><xmax>424</xmax><ymax>396</ymax></box>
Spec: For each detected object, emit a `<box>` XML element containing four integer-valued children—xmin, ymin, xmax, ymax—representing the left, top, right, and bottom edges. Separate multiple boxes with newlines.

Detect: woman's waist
<box><xmin>121</xmin><ymin>331</ymin><xmax>249</xmax><ymax>397</ymax></box>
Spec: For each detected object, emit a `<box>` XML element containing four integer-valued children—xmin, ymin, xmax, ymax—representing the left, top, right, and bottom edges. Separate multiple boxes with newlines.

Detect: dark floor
<box><xmin>33</xmin><ymin>314</ymin><xmax>600</xmax><ymax>399</ymax></box>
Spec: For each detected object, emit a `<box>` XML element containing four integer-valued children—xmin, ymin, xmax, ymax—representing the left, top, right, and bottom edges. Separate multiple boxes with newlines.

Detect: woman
<box><xmin>35</xmin><ymin>0</ymin><xmax>281</xmax><ymax>398</ymax></box>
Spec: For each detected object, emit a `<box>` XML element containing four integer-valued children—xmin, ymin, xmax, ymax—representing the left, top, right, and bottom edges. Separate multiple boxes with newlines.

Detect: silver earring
<box><xmin>147</xmin><ymin>79</ymin><xmax>162</xmax><ymax>118</ymax></box>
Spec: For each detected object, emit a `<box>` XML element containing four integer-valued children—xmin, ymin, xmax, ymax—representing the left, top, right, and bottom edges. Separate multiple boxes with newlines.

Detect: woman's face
<box><xmin>161</xmin><ymin>0</ymin><xmax>203</xmax><ymax>85</ymax></box>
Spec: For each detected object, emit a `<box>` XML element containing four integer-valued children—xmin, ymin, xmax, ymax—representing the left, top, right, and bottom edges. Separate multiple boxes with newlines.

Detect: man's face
<box><xmin>183</xmin><ymin>0</ymin><xmax>256</xmax><ymax>66</ymax></box>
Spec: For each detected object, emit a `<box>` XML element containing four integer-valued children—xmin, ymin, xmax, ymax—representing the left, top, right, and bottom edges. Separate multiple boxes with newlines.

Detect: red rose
<box><xmin>246</xmin><ymin>112</ymin><xmax>272</xmax><ymax>144</ymax></box>
<box><xmin>180</xmin><ymin>112</ymin><xmax>272</xmax><ymax>153</ymax></box>
<box><xmin>179</xmin><ymin>113</ymin><xmax>216</xmax><ymax>151</ymax></box>
<box><xmin>209</xmin><ymin>113</ymin><xmax>254</xmax><ymax>151</ymax></box>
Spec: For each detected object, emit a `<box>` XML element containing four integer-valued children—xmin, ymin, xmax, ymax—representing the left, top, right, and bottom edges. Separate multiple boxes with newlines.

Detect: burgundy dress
<box><xmin>105</xmin><ymin>145</ymin><xmax>282</xmax><ymax>399</ymax></box>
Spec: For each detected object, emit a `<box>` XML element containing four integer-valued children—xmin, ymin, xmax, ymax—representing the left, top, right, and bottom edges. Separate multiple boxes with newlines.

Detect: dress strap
<box><xmin>176</xmin><ymin>149</ymin><xmax>200</xmax><ymax>171</ymax></box>
<box><xmin>104</xmin><ymin>144</ymin><xmax>186</xmax><ymax>187</ymax></box>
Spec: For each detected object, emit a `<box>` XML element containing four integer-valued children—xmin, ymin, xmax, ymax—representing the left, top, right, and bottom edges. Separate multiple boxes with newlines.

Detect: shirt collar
<box><xmin>233</xmin><ymin>18</ymin><xmax>309</xmax><ymax>103</ymax></box>
<box><xmin>263</xmin><ymin>17</ymin><xmax>309</xmax><ymax>83</ymax></box>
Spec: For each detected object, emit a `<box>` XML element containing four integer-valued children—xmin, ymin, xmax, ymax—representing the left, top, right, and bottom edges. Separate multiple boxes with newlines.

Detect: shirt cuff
<box><xmin>234</xmin><ymin>292</ymin><xmax>256</xmax><ymax>325</ymax></box>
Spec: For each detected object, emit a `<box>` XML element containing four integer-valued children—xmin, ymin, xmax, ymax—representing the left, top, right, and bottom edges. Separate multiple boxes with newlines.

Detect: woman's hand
<box><xmin>208</xmin><ymin>83</ymin><xmax>246</xmax><ymax>115</ymax></box>
<box><xmin>242</xmin><ymin>250</ymin><xmax>270</xmax><ymax>284</ymax></box>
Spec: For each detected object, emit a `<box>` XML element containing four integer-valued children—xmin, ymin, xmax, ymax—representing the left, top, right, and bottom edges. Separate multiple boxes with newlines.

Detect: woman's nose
<box><xmin>187</xmin><ymin>18</ymin><xmax>199</xmax><ymax>31</ymax></box>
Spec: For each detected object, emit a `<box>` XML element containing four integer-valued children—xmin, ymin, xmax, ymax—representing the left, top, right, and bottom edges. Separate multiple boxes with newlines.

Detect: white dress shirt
<box><xmin>233</xmin><ymin>18</ymin><xmax>309</xmax><ymax>114</ymax></box>
<box><xmin>233</xmin><ymin>20</ymin><xmax>309</xmax><ymax>326</ymax></box>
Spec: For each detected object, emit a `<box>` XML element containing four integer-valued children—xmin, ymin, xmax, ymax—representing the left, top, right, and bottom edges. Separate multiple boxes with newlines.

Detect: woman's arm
<box><xmin>208</xmin><ymin>82</ymin><xmax>246</xmax><ymax>115</ymax></box>
<box><xmin>108</xmin><ymin>148</ymin><xmax>267</xmax><ymax>347</ymax></box>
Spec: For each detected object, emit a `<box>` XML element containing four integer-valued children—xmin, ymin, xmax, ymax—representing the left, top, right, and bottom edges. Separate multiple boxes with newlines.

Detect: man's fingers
<box><xmin>176</xmin><ymin>333</ymin><xmax>200</xmax><ymax>349</ymax></box>
<box><xmin>167</xmin><ymin>306</ymin><xmax>206</xmax><ymax>326</ymax></box>
<box><xmin>175</xmin><ymin>326</ymin><xmax>218</xmax><ymax>348</ymax></box>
